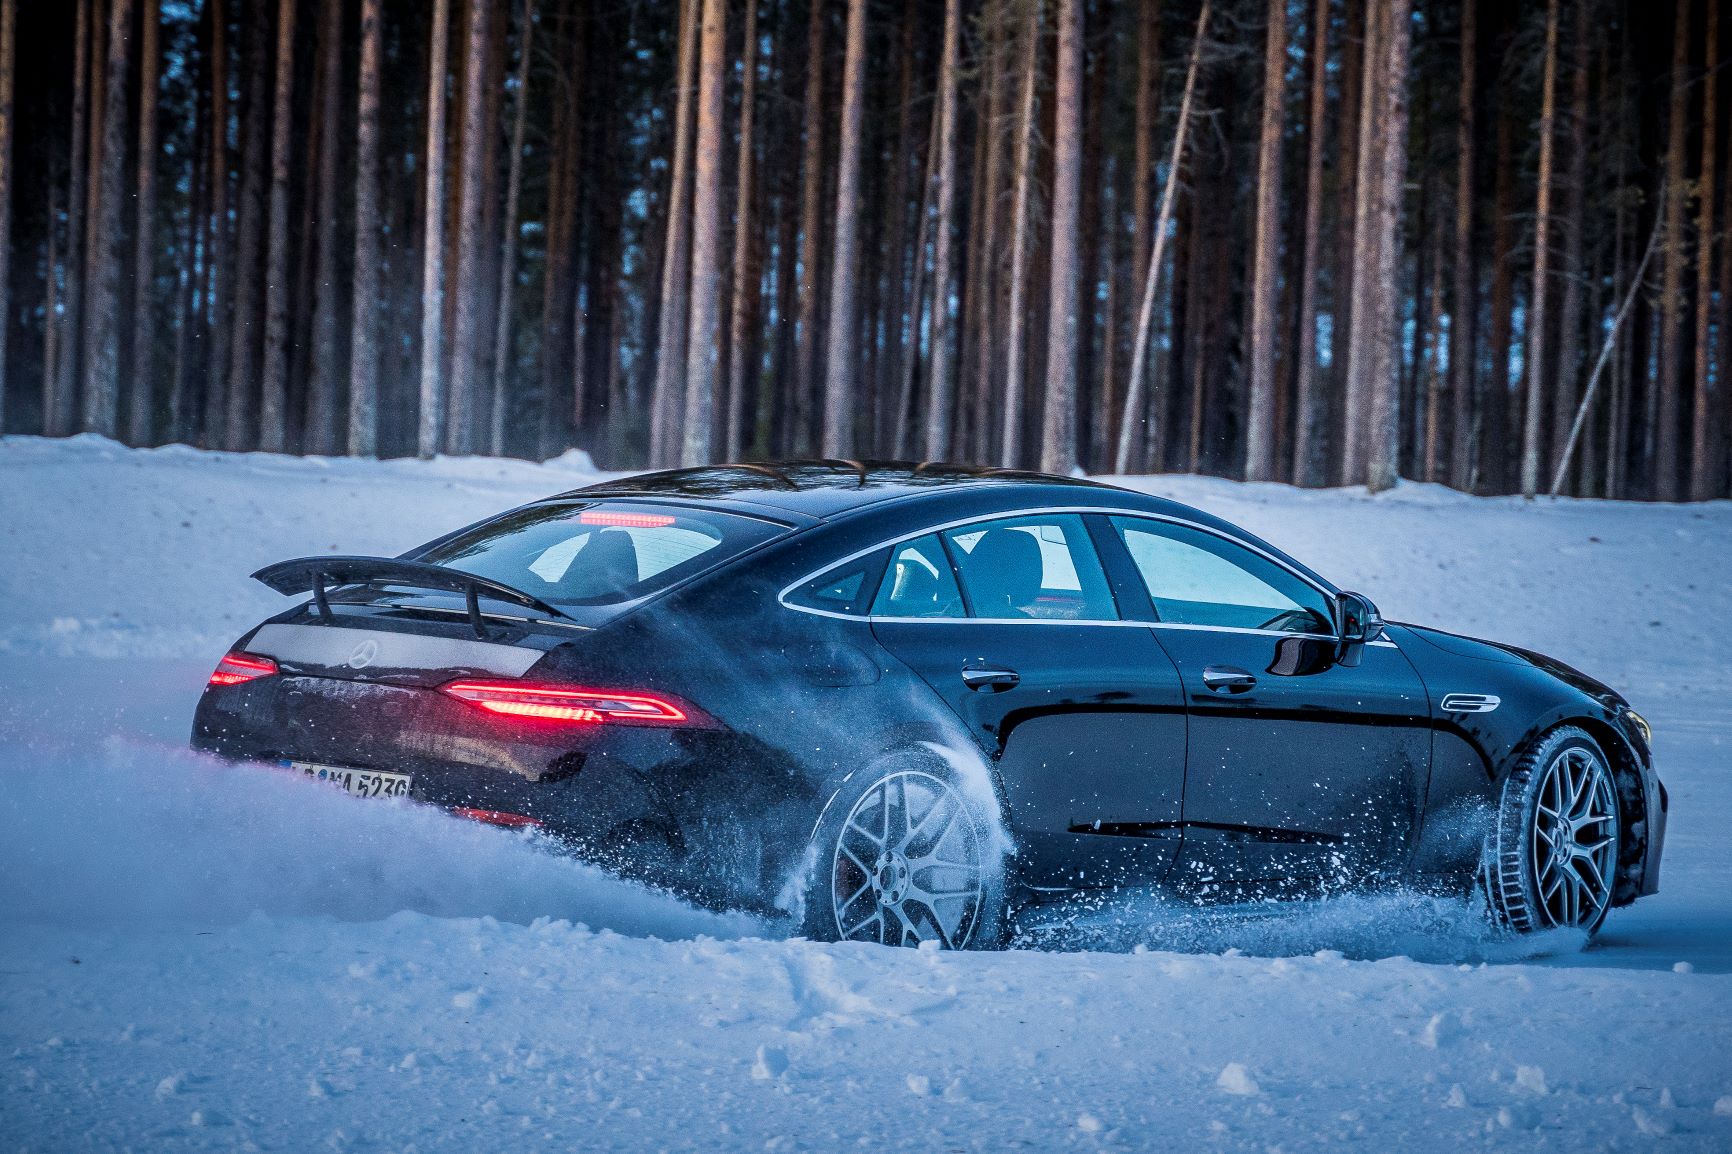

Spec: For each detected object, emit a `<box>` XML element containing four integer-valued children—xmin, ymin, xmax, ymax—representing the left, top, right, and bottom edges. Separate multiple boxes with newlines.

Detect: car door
<box><xmin>867</xmin><ymin>513</ymin><xmax>1187</xmax><ymax>890</ymax></box>
<box><xmin>1099</xmin><ymin>515</ymin><xmax>1432</xmax><ymax>890</ymax></box>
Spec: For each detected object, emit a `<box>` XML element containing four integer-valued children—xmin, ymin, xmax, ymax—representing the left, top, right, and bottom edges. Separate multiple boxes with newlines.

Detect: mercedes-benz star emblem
<box><xmin>347</xmin><ymin>639</ymin><xmax>380</xmax><ymax>669</ymax></box>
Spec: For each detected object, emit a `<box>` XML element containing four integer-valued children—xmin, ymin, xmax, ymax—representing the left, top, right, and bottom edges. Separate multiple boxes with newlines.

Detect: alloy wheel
<box><xmin>830</xmin><ymin>770</ymin><xmax>986</xmax><ymax>948</ymax></box>
<box><xmin>1529</xmin><ymin>745</ymin><xmax>1619</xmax><ymax>928</ymax></box>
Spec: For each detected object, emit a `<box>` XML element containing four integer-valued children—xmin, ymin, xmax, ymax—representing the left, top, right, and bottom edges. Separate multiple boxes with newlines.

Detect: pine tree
<box><xmin>81</xmin><ymin>0</ymin><xmax>133</xmax><ymax>439</ymax></box>
<box><xmin>1291</xmin><ymin>0</ymin><xmax>1331</xmax><ymax>487</ymax></box>
<box><xmin>308</xmin><ymin>0</ymin><xmax>345</xmax><ymax>456</ymax></box>
<box><xmin>126</xmin><ymin>0</ymin><xmax>160</xmax><ymax>444</ymax></box>
<box><xmin>417</xmin><ymin>0</ymin><xmax>453</xmax><ymax>457</ymax></box>
<box><xmin>1520</xmin><ymin>0</ymin><xmax>1560</xmax><ymax>498</ymax></box>
<box><xmin>258</xmin><ymin>0</ymin><xmax>297</xmax><ymax>453</ymax></box>
<box><xmin>348</xmin><ymin>0</ymin><xmax>384</xmax><ymax>457</ymax></box>
<box><xmin>1040</xmin><ymin>0</ymin><xmax>1083</xmax><ymax>474</ymax></box>
<box><xmin>448</xmin><ymin>0</ymin><xmax>493</xmax><ymax>455</ymax></box>
<box><xmin>490</xmin><ymin>0</ymin><xmax>536</xmax><ymax>457</ymax></box>
<box><xmin>1244</xmin><ymin>0</ymin><xmax>1287</xmax><ymax>481</ymax></box>
<box><xmin>821</xmin><ymin>0</ymin><xmax>868</xmax><ymax>457</ymax></box>
<box><xmin>923</xmin><ymin>0</ymin><xmax>961</xmax><ymax>461</ymax></box>
<box><xmin>680</xmin><ymin>0</ymin><xmax>726</xmax><ymax>465</ymax></box>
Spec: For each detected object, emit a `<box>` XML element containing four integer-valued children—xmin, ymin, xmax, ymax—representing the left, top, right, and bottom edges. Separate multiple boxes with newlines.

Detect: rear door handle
<box><xmin>960</xmin><ymin>666</ymin><xmax>1021</xmax><ymax>691</ymax></box>
<box><xmin>1201</xmin><ymin>665</ymin><xmax>1256</xmax><ymax>693</ymax></box>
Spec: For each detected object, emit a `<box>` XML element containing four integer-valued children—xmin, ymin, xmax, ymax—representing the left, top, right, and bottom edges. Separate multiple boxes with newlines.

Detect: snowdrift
<box><xmin>0</xmin><ymin>741</ymin><xmax>756</xmax><ymax>939</ymax></box>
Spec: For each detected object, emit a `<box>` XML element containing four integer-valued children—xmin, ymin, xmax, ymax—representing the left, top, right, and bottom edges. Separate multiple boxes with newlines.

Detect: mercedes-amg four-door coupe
<box><xmin>192</xmin><ymin>463</ymin><xmax>1666</xmax><ymax>948</ymax></box>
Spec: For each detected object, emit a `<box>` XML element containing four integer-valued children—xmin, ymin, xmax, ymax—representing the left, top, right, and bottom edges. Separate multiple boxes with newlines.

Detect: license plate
<box><xmin>284</xmin><ymin>760</ymin><xmax>413</xmax><ymax>799</ymax></box>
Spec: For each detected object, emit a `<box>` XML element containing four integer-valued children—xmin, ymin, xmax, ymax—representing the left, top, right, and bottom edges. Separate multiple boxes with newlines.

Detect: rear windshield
<box><xmin>415</xmin><ymin>502</ymin><xmax>787</xmax><ymax>607</ymax></box>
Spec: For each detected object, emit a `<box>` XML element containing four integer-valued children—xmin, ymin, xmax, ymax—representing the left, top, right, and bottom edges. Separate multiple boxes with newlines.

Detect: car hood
<box><xmin>1395</xmin><ymin>623</ymin><xmax>1627</xmax><ymax>709</ymax></box>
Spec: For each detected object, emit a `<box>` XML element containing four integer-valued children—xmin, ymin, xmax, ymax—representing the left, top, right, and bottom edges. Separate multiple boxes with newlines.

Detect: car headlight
<box><xmin>1625</xmin><ymin>709</ymin><xmax>1652</xmax><ymax>746</ymax></box>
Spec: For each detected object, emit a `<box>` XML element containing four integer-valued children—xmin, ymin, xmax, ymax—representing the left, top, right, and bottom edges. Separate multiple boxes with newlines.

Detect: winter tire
<box><xmin>1483</xmin><ymin>725</ymin><xmax>1620</xmax><ymax>935</ymax></box>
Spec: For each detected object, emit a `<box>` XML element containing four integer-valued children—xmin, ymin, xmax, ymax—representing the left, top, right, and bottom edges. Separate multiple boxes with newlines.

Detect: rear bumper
<box><xmin>190</xmin><ymin>675</ymin><xmax>818</xmax><ymax>909</ymax></box>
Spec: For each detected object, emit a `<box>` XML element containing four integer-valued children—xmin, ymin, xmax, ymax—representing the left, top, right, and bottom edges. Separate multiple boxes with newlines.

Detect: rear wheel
<box><xmin>1483</xmin><ymin>726</ymin><xmax>1620</xmax><ymax>935</ymax></box>
<box><xmin>804</xmin><ymin>756</ymin><xmax>1006</xmax><ymax>949</ymax></box>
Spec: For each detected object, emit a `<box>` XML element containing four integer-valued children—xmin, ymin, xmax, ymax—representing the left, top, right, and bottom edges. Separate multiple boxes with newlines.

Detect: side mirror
<box><xmin>1336</xmin><ymin>591</ymin><xmax>1384</xmax><ymax>667</ymax></box>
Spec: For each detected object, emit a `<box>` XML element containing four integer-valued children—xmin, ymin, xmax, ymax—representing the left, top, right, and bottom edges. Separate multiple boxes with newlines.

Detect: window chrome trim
<box><xmin>777</xmin><ymin>505</ymin><xmax>1342</xmax><ymax>631</ymax></box>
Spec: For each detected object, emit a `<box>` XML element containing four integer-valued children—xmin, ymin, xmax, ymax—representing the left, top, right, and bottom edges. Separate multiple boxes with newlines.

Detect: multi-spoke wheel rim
<box><xmin>831</xmin><ymin>770</ymin><xmax>985</xmax><ymax>948</ymax></box>
<box><xmin>1531</xmin><ymin>747</ymin><xmax>1618</xmax><ymax>928</ymax></box>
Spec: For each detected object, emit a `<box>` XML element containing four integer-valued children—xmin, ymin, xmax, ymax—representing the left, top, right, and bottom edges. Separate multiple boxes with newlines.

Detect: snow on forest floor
<box><xmin>2</xmin><ymin>434</ymin><xmax>1730</xmax><ymax>1151</ymax></box>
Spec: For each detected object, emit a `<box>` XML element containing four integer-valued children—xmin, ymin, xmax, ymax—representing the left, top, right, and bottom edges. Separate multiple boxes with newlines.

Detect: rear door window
<box><xmin>417</xmin><ymin>503</ymin><xmax>786</xmax><ymax>607</ymax></box>
<box><xmin>942</xmin><ymin>514</ymin><xmax>1118</xmax><ymax>621</ymax></box>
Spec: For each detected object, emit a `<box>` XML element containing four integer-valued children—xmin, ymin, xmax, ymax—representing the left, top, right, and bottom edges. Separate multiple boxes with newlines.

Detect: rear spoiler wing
<box><xmin>253</xmin><ymin>556</ymin><xmax>567</xmax><ymax>638</ymax></box>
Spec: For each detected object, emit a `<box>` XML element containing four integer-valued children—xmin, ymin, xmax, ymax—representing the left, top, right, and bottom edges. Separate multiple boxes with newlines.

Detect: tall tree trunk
<box><xmin>967</xmin><ymin>5</ymin><xmax>1007</xmax><ymax>464</ymax></box>
<box><xmin>1483</xmin><ymin>75</ymin><xmax>1514</xmax><ymax>493</ymax></box>
<box><xmin>895</xmin><ymin>71</ymin><xmax>942</xmax><ymax>459</ymax></box>
<box><xmin>650</xmin><ymin>0</ymin><xmax>699</xmax><ymax>466</ymax></box>
<box><xmin>308</xmin><ymin>0</ymin><xmax>344</xmax><ymax>455</ymax></box>
<box><xmin>81</xmin><ymin>0</ymin><xmax>132</xmax><ymax>439</ymax></box>
<box><xmin>0</xmin><ymin>0</ymin><xmax>12</xmax><ymax>431</ymax></box>
<box><xmin>490</xmin><ymin>0</ymin><xmax>535</xmax><ymax>457</ymax></box>
<box><xmin>45</xmin><ymin>179</ymin><xmax>61</xmax><ymax>429</ymax></box>
<box><xmin>223</xmin><ymin>10</ymin><xmax>268</xmax><ymax>450</ymax></box>
<box><xmin>1340</xmin><ymin>0</ymin><xmax>1383</xmax><ymax>485</ymax></box>
<box><xmin>1448</xmin><ymin>0</ymin><xmax>1478</xmax><ymax>490</ymax></box>
<box><xmin>680</xmin><ymin>0</ymin><xmax>726</xmax><ymax>465</ymax></box>
<box><xmin>1040</xmin><ymin>0</ymin><xmax>1082</xmax><ymax>474</ymax></box>
<box><xmin>125</xmin><ymin>0</ymin><xmax>159</xmax><ymax>444</ymax></box>
<box><xmin>1244</xmin><ymin>0</ymin><xmax>1286</xmax><ymax>480</ymax></box>
<box><xmin>1115</xmin><ymin>0</ymin><xmax>1207</xmax><ymax>475</ymax></box>
<box><xmin>1131</xmin><ymin>0</ymin><xmax>1160</xmax><ymax>317</ymax></box>
<box><xmin>447</xmin><ymin>0</ymin><xmax>492</xmax><ymax>455</ymax></box>
<box><xmin>417</xmin><ymin>0</ymin><xmax>452</xmax><ymax>457</ymax></box>
<box><xmin>1654</xmin><ymin>0</ymin><xmax>1690</xmax><ymax>499</ymax></box>
<box><xmin>1000</xmin><ymin>0</ymin><xmax>1040</xmax><ymax>468</ymax></box>
<box><xmin>795</xmin><ymin>0</ymin><xmax>826</xmax><ymax>456</ymax></box>
<box><xmin>51</xmin><ymin>0</ymin><xmax>92</xmax><ymax>437</ymax></box>
<box><xmin>1549</xmin><ymin>0</ymin><xmax>1589</xmax><ymax>492</ymax></box>
<box><xmin>1520</xmin><ymin>0</ymin><xmax>1560</xmax><ymax>497</ymax></box>
<box><xmin>258</xmin><ymin>0</ymin><xmax>297</xmax><ymax>453</ymax></box>
<box><xmin>873</xmin><ymin>0</ymin><xmax>916</xmax><ymax>456</ymax></box>
<box><xmin>1362</xmin><ymin>0</ymin><xmax>1411</xmax><ymax>493</ymax></box>
<box><xmin>725</xmin><ymin>0</ymin><xmax>761</xmax><ymax>461</ymax></box>
<box><xmin>923</xmin><ymin>0</ymin><xmax>961</xmax><ymax>461</ymax></box>
<box><xmin>821</xmin><ymin>0</ymin><xmax>867</xmax><ymax>457</ymax></box>
<box><xmin>1690</xmin><ymin>0</ymin><xmax>1720</xmax><ymax>500</ymax></box>
<box><xmin>348</xmin><ymin>0</ymin><xmax>384</xmax><ymax>456</ymax></box>
<box><xmin>201</xmin><ymin>0</ymin><xmax>229</xmax><ymax>448</ymax></box>
<box><xmin>1291</xmin><ymin>0</ymin><xmax>1330</xmax><ymax>486</ymax></box>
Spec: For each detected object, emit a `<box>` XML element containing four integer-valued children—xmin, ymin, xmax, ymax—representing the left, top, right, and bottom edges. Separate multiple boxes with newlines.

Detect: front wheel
<box><xmin>1483</xmin><ymin>725</ymin><xmax>1621</xmax><ymax>935</ymax></box>
<box><xmin>803</xmin><ymin>755</ymin><xmax>1006</xmax><ymax>949</ymax></box>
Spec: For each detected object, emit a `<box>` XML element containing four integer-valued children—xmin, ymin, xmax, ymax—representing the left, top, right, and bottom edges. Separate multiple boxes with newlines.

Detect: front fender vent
<box><xmin>1441</xmin><ymin>693</ymin><xmax>1501</xmax><ymax>714</ymax></box>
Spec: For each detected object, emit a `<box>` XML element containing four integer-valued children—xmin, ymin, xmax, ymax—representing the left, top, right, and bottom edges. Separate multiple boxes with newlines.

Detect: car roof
<box><xmin>549</xmin><ymin>461</ymin><xmax>1340</xmax><ymax>595</ymax></box>
<box><xmin>553</xmin><ymin>461</ymin><xmax>1120</xmax><ymax>519</ymax></box>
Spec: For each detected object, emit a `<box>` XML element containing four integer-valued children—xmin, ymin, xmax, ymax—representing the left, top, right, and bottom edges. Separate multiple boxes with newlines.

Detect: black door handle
<box><xmin>1201</xmin><ymin>665</ymin><xmax>1257</xmax><ymax>693</ymax></box>
<box><xmin>960</xmin><ymin>666</ymin><xmax>1021</xmax><ymax>691</ymax></box>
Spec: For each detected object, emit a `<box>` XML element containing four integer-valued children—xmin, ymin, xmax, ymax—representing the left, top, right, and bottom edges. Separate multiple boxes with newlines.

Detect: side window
<box><xmin>1111</xmin><ymin>517</ymin><xmax>1333</xmax><ymax>634</ymax></box>
<box><xmin>785</xmin><ymin>550</ymin><xmax>888</xmax><ymax>616</ymax></box>
<box><xmin>871</xmin><ymin>536</ymin><xmax>966</xmax><ymax>618</ymax></box>
<box><xmin>942</xmin><ymin>514</ymin><xmax>1118</xmax><ymax>621</ymax></box>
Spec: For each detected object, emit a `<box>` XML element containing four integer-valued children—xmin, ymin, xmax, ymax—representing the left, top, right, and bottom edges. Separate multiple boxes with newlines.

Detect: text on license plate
<box><xmin>284</xmin><ymin>761</ymin><xmax>412</xmax><ymax>799</ymax></box>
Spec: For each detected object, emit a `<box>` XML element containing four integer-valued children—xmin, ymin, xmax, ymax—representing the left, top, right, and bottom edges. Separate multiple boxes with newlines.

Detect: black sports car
<box><xmin>192</xmin><ymin>463</ymin><xmax>1666</xmax><ymax>947</ymax></box>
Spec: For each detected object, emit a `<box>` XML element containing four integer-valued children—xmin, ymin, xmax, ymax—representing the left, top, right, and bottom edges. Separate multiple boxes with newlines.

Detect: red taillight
<box><xmin>454</xmin><ymin>807</ymin><xmax>543</xmax><ymax>830</ymax></box>
<box><xmin>440</xmin><ymin>680</ymin><xmax>690</xmax><ymax>726</ymax></box>
<box><xmin>578</xmin><ymin>509</ymin><xmax>676</xmax><ymax>528</ymax></box>
<box><xmin>209</xmin><ymin>651</ymin><xmax>278</xmax><ymax>686</ymax></box>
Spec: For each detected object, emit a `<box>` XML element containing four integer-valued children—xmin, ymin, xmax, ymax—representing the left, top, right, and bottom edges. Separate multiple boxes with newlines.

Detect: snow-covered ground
<box><xmin>2</xmin><ymin>434</ymin><xmax>1730</xmax><ymax>1151</ymax></box>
